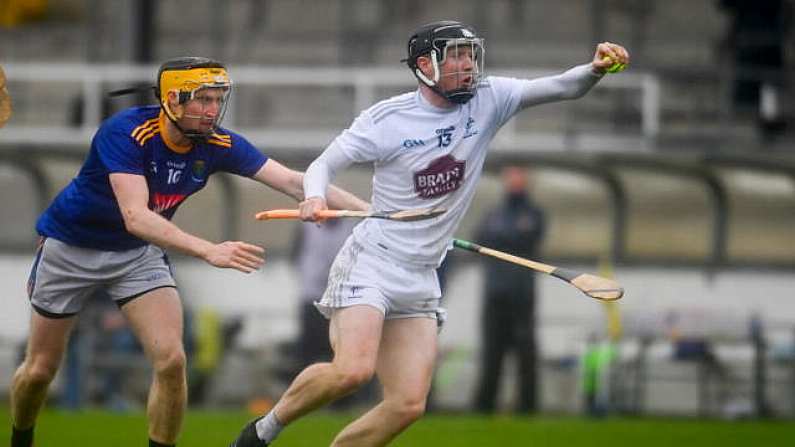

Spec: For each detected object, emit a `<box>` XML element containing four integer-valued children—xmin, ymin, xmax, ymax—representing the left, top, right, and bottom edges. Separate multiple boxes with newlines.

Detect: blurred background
<box><xmin>1</xmin><ymin>0</ymin><xmax>794</xmax><ymax>423</ymax></box>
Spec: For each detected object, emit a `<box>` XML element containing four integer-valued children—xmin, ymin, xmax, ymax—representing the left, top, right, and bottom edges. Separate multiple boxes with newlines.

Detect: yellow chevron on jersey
<box><xmin>138</xmin><ymin>125</ymin><xmax>161</xmax><ymax>146</ymax></box>
<box><xmin>129</xmin><ymin>113</ymin><xmax>231</xmax><ymax>149</ymax></box>
<box><xmin>207</xmin><ymin>132</ymin><xmax>231</xmax><ymax>148</ymax></box>
<box><xmin>130</xmin><ymin>117</ymin><xmax>159</xmax><ymax>143</ymax></box>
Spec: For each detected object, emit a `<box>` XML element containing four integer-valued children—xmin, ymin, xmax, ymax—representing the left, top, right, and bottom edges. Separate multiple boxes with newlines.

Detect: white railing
<box><xmin>0</xmin><ymin>63</ymin><xmax>660</xmax><ymax>152</ymax></box>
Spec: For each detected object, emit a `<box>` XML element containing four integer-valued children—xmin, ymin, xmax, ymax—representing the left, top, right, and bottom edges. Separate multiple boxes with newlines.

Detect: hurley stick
<box><xmin>255</xmin><ymin>207</ymin><xmax>446</xmax><ymax>223</ymax></box>
<box><xmin>453</xmin><ymin>239</ymin><xmax>623</xmax><ymax>301</ymax></box>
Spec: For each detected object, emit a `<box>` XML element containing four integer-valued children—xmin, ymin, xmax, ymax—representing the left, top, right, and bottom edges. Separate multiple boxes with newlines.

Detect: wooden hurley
<box><xmin>255</xmin><ymin>207</ymin><xmax>446</xmax><ymax>222</ymax></box>
<box><xmin>453</xmin><ymin>238</ymin><xmax>624</xmax><ymax>301</ymax></box>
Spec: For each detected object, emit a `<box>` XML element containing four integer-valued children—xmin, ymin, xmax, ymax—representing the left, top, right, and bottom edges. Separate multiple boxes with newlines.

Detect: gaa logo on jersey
<box><xmin>413</xmin><ymin>154</ymin><xmax>466</xmax><ymax>199</ymax></box>
<box><xmin>191</xmin><ymin>160</ymin><xmax>207</xmax><ymax>182</ymax></box>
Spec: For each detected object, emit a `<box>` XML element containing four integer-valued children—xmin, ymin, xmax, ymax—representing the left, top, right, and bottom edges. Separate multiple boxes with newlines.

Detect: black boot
<box><xmin>229</xmin><ymin>418</ymin><xmax>268</xmax><ymax>447</ymax></box>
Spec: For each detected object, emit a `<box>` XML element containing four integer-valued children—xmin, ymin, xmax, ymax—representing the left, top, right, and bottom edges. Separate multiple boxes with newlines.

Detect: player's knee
<box><xmin>22</xmin><ymin>359</ymin><xmax>59</xmax><ymax>386</ymax></box>
<box><xmin>336</xmin><ymin>366</ymin><xmax>374</xmax><ymax>394</ymax></box>
<box><xmin>153</xmin><ymin>347</ymin><xmax>186</xmax><ymax>380</ymax></box>
<box><xmin>390</xmin><ymin>397</ymin><xmax>427</xmax><ymax>425</ymax></box>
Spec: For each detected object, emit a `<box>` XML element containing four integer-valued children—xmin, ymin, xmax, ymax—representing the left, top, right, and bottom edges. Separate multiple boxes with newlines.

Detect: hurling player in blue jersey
<box><xmin>9</xmin><ymin>57</ymin><xmax>368</xmax><ymax>447</ymax></box>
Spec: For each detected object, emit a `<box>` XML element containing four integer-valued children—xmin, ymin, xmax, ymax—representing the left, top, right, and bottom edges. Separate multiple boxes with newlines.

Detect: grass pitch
<box><xmin>1</xmin><ymin>408</ymin><xmax>793</xmax><ymax>446</ymax></box>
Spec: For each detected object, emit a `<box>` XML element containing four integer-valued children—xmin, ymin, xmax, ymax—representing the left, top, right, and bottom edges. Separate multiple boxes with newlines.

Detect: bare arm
<box><xmin>109</xmin><ymin>173</ymin><xmax>265</xmax><ymax>273</ymax></box>
<box><xmin>252</xmin><ymin>157</ymin><xmax>369</xmax><ymax>216</ymax></box>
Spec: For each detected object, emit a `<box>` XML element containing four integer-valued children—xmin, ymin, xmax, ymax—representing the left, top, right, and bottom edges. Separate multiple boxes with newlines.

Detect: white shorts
<box><xmin>316</xmin><ymin>236</ymin><xmax>444</xmax><ymax>324</ymax></box>
<box><xmin>27</xmin><ymin>237</ymin><xmax>177</xmax><ymax>318</ymax></box>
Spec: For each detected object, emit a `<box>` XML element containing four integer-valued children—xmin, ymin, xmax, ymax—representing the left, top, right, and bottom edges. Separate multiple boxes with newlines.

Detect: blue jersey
<box><xmin>36</xmin><ymin>106</ymin><xmax>268</xmax><ymax>251</ymax></box>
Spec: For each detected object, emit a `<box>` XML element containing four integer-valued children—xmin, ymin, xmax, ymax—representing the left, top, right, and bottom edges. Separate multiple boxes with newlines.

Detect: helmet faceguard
<box><xmin>155</xmin><ymin>57</ymin><xmax>232</xmax><ymax>141</ymax></box>
<box><xmin>404</xmin><ymin>21</ymin><xmax>485</xmax><ymax>104</ymax></box>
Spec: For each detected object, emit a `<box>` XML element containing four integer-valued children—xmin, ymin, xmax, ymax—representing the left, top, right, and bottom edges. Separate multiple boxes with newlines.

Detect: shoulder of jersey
<box><xmin>368</xmin><ymin>92</ymin><xmax>416</xmax><ymax>124</ymax></box>
<box><xmin>206</xmin><ymin>129</ymin><xmax>232</xmax><ymax>148</ymax></box>
<box><xmin>125</xmin><ymin>106</ymin><xmax>232</xmax><ymax>149</ymax></box>
<box><xmin>126</xmin><ymin>107</ymin><xmax>162</xmax><ymax>147</ymax></box>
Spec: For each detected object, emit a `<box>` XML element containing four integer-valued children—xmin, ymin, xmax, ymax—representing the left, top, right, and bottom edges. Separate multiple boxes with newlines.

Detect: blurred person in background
<box><xmin>472</xmin><ymin>166</ymin><xmax>546</xmax><ymax>415</ymax></box>
<box><xmin>230</xmin><ymin>19</ymin><xmax>628</xmax><ymax>447</ymax></box>
<box><xmin>581</xmin><ymin>332</ymin><xmax>616</xmax><ymax>418</ymax></box>
<box><xmin>10</xmin><ymin>57</ymin><xmax>367</xmax><ymax>447</ymax></box>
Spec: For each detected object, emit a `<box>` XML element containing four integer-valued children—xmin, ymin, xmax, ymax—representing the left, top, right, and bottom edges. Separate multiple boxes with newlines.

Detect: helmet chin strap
<box><xmin>414</xmin><ymin>50</ymin><xmax>441</xmax><ymax>86</ymax></box>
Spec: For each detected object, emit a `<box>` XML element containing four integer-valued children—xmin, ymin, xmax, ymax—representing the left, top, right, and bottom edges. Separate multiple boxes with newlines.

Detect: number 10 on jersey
<box><xmin>167</xmin><ymin>168</ymin><xmax>182</xmax><ymax>184</ymax></box>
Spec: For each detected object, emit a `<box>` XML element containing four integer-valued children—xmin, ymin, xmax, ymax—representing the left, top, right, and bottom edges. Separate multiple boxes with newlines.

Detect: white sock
<box><xmin>254</xmin><ymin>410</ymin><xmax>284</xmax><ymax>443</ymax></box>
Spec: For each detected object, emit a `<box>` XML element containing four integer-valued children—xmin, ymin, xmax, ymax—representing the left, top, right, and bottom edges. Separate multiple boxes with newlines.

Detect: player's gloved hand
<box><xmin>204</xmin><ymin>241</ymin><xmax>265</xmax><ymax>273</ymax></box>
<box><xmin>299</xmin><ymin>196</ymin><xmax>328</xmax><ymax>222</ymax></box>
<box><xmin>591</xmin><ymin>41</ymin><xmax>630</xmax><ymax>74</ymax></box>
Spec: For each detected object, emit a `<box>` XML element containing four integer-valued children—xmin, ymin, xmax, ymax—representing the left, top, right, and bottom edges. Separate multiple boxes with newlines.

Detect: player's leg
<box><xmin>120</xmin><ymin>286</ymin><xmax>185</xmax><ymax>446</ymax></box>
<box><xmin>230</xmin><ymin>304</ymin><xmax>384</xmax><ymax>447</ymax></box>
<box><xmin>103</xmin><ymin>243</ymin><xmax>181</xmax><ymax>445</ymax></box>
<box><xmin>12</xmin><ymin>237</ymin><xmax>90</xmax><ymax>447</ymax></box>
<box><xmin>10</xmin><ymin>312</ymin><xmax>76</xmax><ymax>446</ymax></box>
<box><xmin>230</xmin><ymin>238</ymin><xmax>388</xmax><ymax>446</ymax></box>
<box><xmin>330</xmin><ymin>315</ymin><xmax>437</xmax><ymax>447</ymax></box>
<box><xmin>277</xmin><ymin>304</ymin><xmax>383</xmax><ymax>420</ymax></box>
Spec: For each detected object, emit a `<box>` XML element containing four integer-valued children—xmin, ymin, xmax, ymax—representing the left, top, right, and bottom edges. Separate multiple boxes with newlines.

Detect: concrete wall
<box><xmin>2</xmin><ymin>255</ymin><xmax>793</xmax><ymax>414</ymax></box>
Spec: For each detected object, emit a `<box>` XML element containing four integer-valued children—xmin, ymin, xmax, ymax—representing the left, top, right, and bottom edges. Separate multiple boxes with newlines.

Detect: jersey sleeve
<box><xmin>303</xmin><ymin>110</ymin><xmax>383</xmax><ymax>199</ymax></box>
<box><xmin>94</xmin><ymin>120</ymin><xmax>146</xmax><ymax>175</ymax></box>
<box><xmin>517</xmin><ymin>64</ymin><xmax>603</xmax><ymax>107</ymax></box>
<box><xmin>485</xmin><ymin>65</ymin><xmax>603</xmax><ymax>128</ymax></box>
<box><xmin>214</xmin><ymin>133</ymin><xmax>269</xmax><ymax>177</ymax></box>
<box><xmin>482</xmin><ymin>76</ymin><xmax>530</xmax><ymax>129</ymax></box>
<box><xmin>329</xmin><ymin>110</ymin><xmax>384</xmax><ymax>163</ymax></box>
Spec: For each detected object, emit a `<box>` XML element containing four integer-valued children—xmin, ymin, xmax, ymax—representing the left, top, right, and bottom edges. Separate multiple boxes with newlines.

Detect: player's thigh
<box><xmin>120</xmin><ymin>286</ymin><xmax>183</xmax><ymax>361</ymax></box>
<box><xmin>376</xmin><ymin>316</ymin><xmax>438</xmax><ymax>401</ymax></box>
<box><xmin>23</xmin><ymin>311</ymin><xmax>77</xmax><ymax>373</ymax></box>
<box><xmin>329</xmin><ymin>304</ymin><xmax>384</xmax><ymax>373</ymax></box>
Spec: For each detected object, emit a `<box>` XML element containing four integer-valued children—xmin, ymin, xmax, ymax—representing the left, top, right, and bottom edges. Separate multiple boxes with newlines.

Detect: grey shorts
<box><xmin>316</xmin><ymin>236</ymin><xmax>444</xmax><ymax>324</ymax></box>
<box><xmin>26</xmin><ymin>237</ymin><xmax>177</xmax><ymax>318</ymax></box>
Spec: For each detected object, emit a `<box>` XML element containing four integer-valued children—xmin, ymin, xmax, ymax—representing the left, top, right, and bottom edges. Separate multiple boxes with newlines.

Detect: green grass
<box><xmin>1</xmin><ymin>408</ymin><xmax>794</xmax><ymax>446</ymax></box>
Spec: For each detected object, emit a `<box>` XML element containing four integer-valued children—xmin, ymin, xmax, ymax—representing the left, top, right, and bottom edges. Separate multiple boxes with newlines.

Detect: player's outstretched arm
<box><xmin>251</xmin><ymin>159</ymin><xmax>369</xmax><ymax>213</ymax></box>
<box><xmin>519</xmin><ymin>42</ymin><xmax>630</xmax><ymax>108</ymax></box>
<box><xmin>109</xmin><ymin>173</ymin><xmax>265</xmax><ymax>273</ymax></box>
<box><xmin>251</xmin><ymin>158</ymin><xmax>304</xmax><ymax>201</ymax></box>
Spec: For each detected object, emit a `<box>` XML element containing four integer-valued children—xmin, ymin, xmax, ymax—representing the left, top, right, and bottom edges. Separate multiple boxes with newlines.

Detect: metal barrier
<box><xmin>0</xmin><ymin>63</ymin><xmax>660</xmax><ymax>151</ymax></box>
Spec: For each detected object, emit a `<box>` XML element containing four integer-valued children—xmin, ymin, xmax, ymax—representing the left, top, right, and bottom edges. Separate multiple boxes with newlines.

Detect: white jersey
<box><xmin>305</xmin><ymin>64</ymin><xmax>603</xmax><ymax>267</ymax></box>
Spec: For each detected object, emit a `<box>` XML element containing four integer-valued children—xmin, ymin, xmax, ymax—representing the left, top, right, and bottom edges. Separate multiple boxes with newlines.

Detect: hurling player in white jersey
<box><xmin>230</xmin><ymin>20</ymin><xmax>629</xmax><ymax>447</ymax></box>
